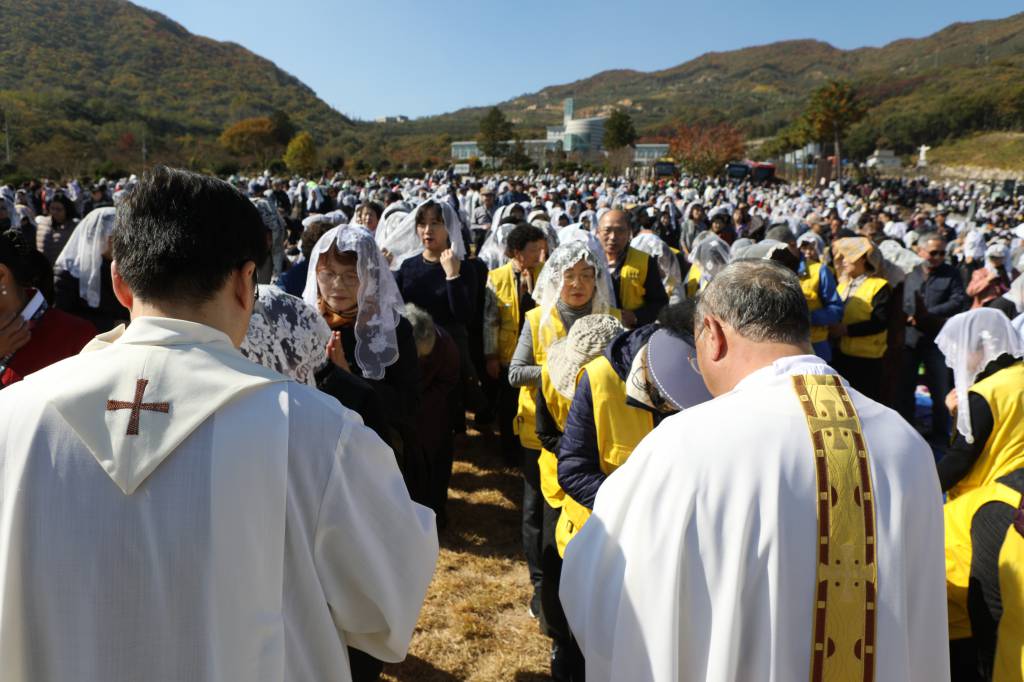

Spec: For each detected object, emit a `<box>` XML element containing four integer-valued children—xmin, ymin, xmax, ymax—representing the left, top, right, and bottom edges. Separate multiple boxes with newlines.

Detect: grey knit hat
<box><xmin>546</xmin><ymin>314</ymin><xmax>625</xmax><ymax>399</ymax></box>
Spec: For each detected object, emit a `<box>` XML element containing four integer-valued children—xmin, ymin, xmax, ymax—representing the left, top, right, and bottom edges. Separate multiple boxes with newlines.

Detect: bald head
<box><xmin>597</xmin><ymin>209</ymin><xmax>632</xmax><ymax>261</ymax></box>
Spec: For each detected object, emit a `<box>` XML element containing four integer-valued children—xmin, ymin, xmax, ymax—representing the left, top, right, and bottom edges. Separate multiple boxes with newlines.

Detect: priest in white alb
<box><xmin>0</xmin><ymin>167</ymin><xmax>439</xmax><ymax>682</ymax></box>
<box><xmin>559</xmin><ymin>259</ymin><xmax>949</xmax><ymax>682</ymax></box>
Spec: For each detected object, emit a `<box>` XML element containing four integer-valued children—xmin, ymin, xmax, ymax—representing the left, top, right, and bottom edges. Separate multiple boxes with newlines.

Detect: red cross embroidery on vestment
<box><xmin>106</xmin><ymin>378</ymin><xmax>170</xmax><ymax>436</ymax></box>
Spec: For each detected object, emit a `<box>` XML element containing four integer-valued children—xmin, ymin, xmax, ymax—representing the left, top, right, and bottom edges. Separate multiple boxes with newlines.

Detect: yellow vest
<box><xmin>617</xmin><ymin>247</ymin><xmax>649</xmax><ymax>311</ymax></box>
<box><xmin>945</xmin><ymin>482</ymin><xmax>1023</xmax><ymax>640</ymax></box>
<box><xmin>556</xmin><ymin>354</ymin><xmax>654</xmax><ymax>556</ymax></box>
<box><xmin>838</xmin><ymin>276</ymin><xmax>888</xmax><ymax>359</ymax></box>
<box><xmin>514</xmin><ymin>307</ymin><xmax>566</xmax><ymax>451</ymax></box>
<box><xmin>950</xmin><ymin>362</ymin><xmax>1024</xmax><ymax>499</ymax></box>
<box><xmin>996</xmin><ymin>517</ymin><xmax>1024</xmax><ymax>682</ymax></box>
<box><xmin>685</xmin><ymin>263</ymin><xmax>701</xmax><ymax>299</ymax></box>
<box><xmin>538</xmin><ymin>365</ymin><xmax>573</xmax><ymax>509</ymax></box>
<box><xmin>488</xmin><ymin>262</ymin><xmax>540</xmax><ymax>366</ymax></box>
<box><xmin>800</xmin><ymin>262</ymin><xmax>829</xmax><ymax>344</ymax></box>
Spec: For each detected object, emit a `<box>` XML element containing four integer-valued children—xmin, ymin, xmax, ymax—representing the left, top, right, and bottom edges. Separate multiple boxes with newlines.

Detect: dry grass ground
<box><xmin>382</xmin><ymin>426</ymin><xmax>551</xmax><ymax>681</ymax></box>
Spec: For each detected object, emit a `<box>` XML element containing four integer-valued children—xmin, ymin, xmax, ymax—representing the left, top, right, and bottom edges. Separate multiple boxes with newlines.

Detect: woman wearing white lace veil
<box><xmin>52</xmin><ymin>207</ymin><xmax>127</xmax><ymax>332</ymax></box>
<box><xmin>935</xmin><ymin>308</ymin><xmax>1024</xmax><ymax>496</ymax></box>
<box><xmin>506</xmin><ymin>239</ymin><xmax>621</xmax><ymax>635</ymax></box>
<box><xmin>379</xmin><ymin>198</ymin><xmax>467</xmax><ymax>271</ymax></box>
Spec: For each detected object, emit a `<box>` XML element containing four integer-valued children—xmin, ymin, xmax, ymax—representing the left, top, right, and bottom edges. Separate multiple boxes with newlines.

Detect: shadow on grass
<box><xmin>442</xmin><ymin>494</ymin><xmax>525</xmax><ymax>560</ymax></box>
<box><xmin>383</xmin><ymin>654</ymin><xmax>461</xmax><ymax>681</ymax></box>
<box><xmin>448</xmin><ymin>469</ymin><xmax>520</xmax><ymax>502</ymax></box>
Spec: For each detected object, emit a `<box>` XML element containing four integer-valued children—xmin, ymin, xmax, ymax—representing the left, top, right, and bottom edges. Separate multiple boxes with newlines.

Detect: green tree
<box><xmin>802</xmin><ymin>81</ymin><xmax>866</xmax><ymax>180</ymax></box>
<box><xmin>604</xmin><ymin>109</ymin><xmax>638</xmax><ymax>150</ymax></box>
<box><xmin>477</xmin><ymin>107</ymin><xmax>513</xmax><ymax>161</ymax></box>
<box><xmin>269</xmin><ymin>110</ymin><xmax>297</xmax><ymax>146</ymax></box>
<box><xmin>283</xmin><ymin>131</ymin><xmax>318</xmax><ymax>174</ymax></box>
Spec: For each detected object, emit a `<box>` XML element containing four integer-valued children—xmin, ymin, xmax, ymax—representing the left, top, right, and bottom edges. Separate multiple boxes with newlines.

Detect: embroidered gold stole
<box><xmin>792</xmin><ymin>375</ymin><xmax>878</xmax><ymax>682</ymax></box>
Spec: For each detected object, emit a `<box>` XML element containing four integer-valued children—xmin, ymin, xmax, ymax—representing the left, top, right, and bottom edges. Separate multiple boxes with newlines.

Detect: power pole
<box><xmin>2</xmin><ymin>109</ymin><xmax>10</xmax><ymax>164</ymax></box>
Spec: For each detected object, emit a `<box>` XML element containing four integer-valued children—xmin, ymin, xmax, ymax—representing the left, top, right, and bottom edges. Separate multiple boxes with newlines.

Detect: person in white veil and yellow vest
<box><xmin>508</xmin><ymin>240</ymin><xmax>618</xmax><ymax>634</ymax></box>
<box><xmin>937</xmin><ymin>308</ymin><xmax>1024</xmax><ymax>680</ymax></box>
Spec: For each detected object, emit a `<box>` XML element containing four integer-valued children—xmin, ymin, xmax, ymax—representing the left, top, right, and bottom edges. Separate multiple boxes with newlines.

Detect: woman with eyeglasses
<box><xmin>302</xmin><ymin>225</ymin><xmax>421</xmax><ymax>493</ymax></box>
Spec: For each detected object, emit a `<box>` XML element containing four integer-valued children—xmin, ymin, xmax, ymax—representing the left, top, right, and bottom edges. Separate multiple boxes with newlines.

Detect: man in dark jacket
<box><xmin>900</xmin><ymin>232</ymin><xmax>968</xmax><ymax>442</ymax></box>
<box><xmin>597</xmin><ymin>210</ymin><xmax>669</xmax><ymax>328</ymax></box>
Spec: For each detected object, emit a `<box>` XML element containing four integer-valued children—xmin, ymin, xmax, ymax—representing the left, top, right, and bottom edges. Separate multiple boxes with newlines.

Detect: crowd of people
<box><xmin>0</xmin><ymin>164</ymin><xmax>1023</xmax><ymax>681</ymax></box>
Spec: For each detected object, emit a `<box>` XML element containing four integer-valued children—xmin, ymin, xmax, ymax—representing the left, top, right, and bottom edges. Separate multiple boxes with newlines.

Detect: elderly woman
<box><xmin>0</xmin><ymin>229</ymin><xmax>95</xmax><ymax>388</ymax></box>
<box><xmin>53</xmin><ymin>207</ymin><xmax>128</xmax><ymax>333</ymax></box>
<box><xmin>830</xmin><ymin>236</ymin><xmax>891</xmax><ymax>401</ymax></box>
<box><xmin>797</xmin><ymin>231</ymin><xmax>826</xmax><ymax>264</ymax></box>
<box><xmin>303</xmin><ymin>225</ymin><xmax>420</xmax><ymax>467</ymax></box>
<box><xmin>508</xmin><ymin>240</ymin><xmax>618</xmax><ymax>658</ymax></box>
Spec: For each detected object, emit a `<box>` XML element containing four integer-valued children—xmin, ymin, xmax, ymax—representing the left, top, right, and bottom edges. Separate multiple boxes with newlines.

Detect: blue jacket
<box><xmin>558</xmin><ymin>324</ymin><xmax>658</xmax><ymax>509</ymax></box>
<box><xmin>275</xmin><ymin>259</ymin><xmax>309</xmax><ymax>298</ymax></box>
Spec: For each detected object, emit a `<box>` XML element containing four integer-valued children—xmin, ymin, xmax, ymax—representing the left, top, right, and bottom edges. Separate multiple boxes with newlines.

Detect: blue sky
<box><xmin>135</xmin><ymin>0</ymin><xmax>1021</xmax><ymax>120</ymax></box>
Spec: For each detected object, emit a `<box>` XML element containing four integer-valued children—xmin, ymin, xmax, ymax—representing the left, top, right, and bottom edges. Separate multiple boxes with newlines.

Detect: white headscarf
<box><xmin>691</xmin><ymin>235</ymin><xmax>733</xmax><ymax>288</ymax></box>
<box><xmin>241</xmin><ymin>285</ymin><xmax>330</xmax><ymax>386</ymax></box>
<box><xmin>53</xmin><ymin>207</ymin><xmax>116</xmax><ymax>308</ymax></box>
<box><xmin>936</xmin><ymin>308</ymin><xmax>1024</xmax><ymax>443</ymax></box>
<box><xmin>556</xmin><ymin>223</ymin><xmax>615</xmax><ymax>302</ymax></box>
<box><xmin>532</xmin><ymin>240</ymin><xmax>614</xmax><ymax>332</ymax></box>
<box><xmin>302</xmin><ymin>225</ymin><xmax>407</xmax><ymax>380</ymax></box>
<box><xmin>377</xmin><ymin>198</ymin><xmax>466</xmax><ymax>271</ymax></box>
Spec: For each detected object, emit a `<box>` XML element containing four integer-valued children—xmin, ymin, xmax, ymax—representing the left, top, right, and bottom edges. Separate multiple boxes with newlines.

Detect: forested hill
<box><xmin>0</xmin><ymin>0</ymin><xmax>351</xmax><ymax>176</ymax></box>
<box><xmin>378</xmin><ymin>12</ymin><xmax>1024</xmax><ymax>162</ymax></box>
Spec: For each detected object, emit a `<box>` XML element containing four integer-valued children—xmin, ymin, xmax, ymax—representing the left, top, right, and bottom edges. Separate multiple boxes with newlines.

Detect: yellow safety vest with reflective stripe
<box><xmin>556</xmin><ymin>354</ymin><xmax>653</xmax><ymax>556</ymax></box>
<box><xmin>488</xmin><ymin>262</ymin><xmax>540</xmax><ymax>366</ymax></box>
<box><xmin>800</xmin><ymin>262</ymin><xmax>829</xmax><ymax>344</ymax></box>
<box><xmin>838</xmin><ymin>276</ymin><xmax>888</xmax><ymax>359</ymax></box>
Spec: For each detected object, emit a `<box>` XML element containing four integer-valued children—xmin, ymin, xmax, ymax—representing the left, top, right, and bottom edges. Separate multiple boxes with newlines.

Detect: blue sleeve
<box><xmin>557</xmin><ymin>372</ymin><xmax>605</xmax><ymax>509</ymax></box>
<box><xmin>810</xmin><ymin>265</ymin><xmax>844</xmax><ymax>327</ymax></box>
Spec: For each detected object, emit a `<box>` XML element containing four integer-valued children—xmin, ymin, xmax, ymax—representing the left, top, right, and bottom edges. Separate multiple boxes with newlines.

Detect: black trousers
<box><xmin>899</xmin><ymin>341</ymin><xmax>952</xmax><ymax>441</ymax></box>
<box><xmin>522</xmin><ymin>448</ymin><xmax>544</xmax><ymax>591</ymax></box>
<box><xmin>539</xmin><ymin>500</ymin><xmax>585</xmax><ymax>680</ymax></box>
<box><xmin>832</xmin><ymin>351</ymin><xmax>883</xmax><ymax>403</ymax></box>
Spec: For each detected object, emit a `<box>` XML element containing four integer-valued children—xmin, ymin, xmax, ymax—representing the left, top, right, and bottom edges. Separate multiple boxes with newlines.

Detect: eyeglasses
<box><xmin>928</xmin><ymin>250</ymin><xmax>946</xmax><ymax>257</ymax></box>
<box><xmin>316</xmin><ymin>269</ymin><xmax>360</xmax><ymax>289</ymax></box>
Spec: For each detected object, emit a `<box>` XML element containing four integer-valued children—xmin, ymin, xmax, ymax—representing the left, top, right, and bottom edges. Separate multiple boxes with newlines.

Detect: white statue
<box><xmin>917</xmin><ymin>145</ymin><xmax>931</xmax><ymax>168</ymax></box>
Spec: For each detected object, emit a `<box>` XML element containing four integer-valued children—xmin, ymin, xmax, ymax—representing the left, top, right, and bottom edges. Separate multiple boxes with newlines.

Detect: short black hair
<box><xmin>505</xmin><ymin>223</ymin><xmax>546</xmax><ymax>255</ymax></box>
<box><xmin>0</xmin><ymin>229</ymin><xmax>31</xmax><ymax>286</ymax></box>
<box><xmin>113</xmin><ymin>166</ymin><xmax>268</xmax><ymax>304</ymax></box>
<box><xmin>357</xmin><ymin>201</ymin><xmax>383</xmax><ymax>221</ymax></box>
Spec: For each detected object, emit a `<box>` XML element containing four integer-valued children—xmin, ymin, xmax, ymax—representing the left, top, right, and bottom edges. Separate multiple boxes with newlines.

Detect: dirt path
<box><xmin>383</xmin><ymin>426</ymin><xmax>551</xmax><ymax>681</ymax></box>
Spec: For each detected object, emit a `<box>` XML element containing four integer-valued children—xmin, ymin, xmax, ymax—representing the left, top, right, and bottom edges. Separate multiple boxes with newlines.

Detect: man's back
<box><xmin>560</xmin><ymin>361</ymin><xmax>948</xmax><ymax>682</ymax></box>
<box><xmin>0</xmin><ymin>318</ymin><xmax>438</xmax><ymax>682</ymax></box>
